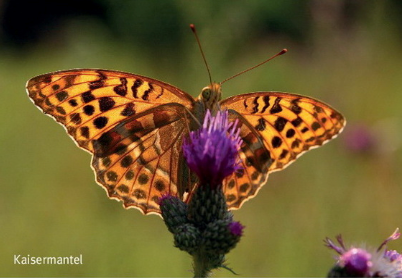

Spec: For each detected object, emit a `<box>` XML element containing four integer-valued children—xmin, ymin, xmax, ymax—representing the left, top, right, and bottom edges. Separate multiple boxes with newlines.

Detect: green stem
<box><xmin>193</xmin><ymin>251</ymin><xmax>211</xmax><ymax>278</ymax></box>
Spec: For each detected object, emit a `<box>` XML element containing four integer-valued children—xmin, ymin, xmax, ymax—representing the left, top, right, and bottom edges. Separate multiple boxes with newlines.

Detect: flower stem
<box><xmin>193</xmin><ymin>251</ymin><xmax>211</xmax><ymax>278</ymax></box>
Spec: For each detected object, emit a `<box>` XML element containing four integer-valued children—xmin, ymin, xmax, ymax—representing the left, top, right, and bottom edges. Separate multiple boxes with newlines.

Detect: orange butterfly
<box><xmin>27</xmin><ymin>64</ymin><xmax>345</xmax><ymax>215</ymax></box>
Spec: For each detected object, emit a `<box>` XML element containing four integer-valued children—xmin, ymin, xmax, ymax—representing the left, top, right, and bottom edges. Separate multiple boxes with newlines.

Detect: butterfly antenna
<box><xmin>220</xmin><ymin>48</ymin><xmax>288</xmax><ymax>85</ymax></box>
<box><xmin>190</xmin><ymin>24</ymin><xmax>213</xmax><ymax>86</ymax></box>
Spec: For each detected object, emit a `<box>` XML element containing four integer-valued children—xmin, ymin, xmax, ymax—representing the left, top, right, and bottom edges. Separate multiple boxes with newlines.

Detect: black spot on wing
<box><xmin>260</xmin><ymin>95</ymin><xmax>270</xmax><ymax>113</ymax></box>
<box><xmin>56</xmin><ymin>91</ymin><xmax>68</xmax><ymax>101</ymax></box>
<box><xmin>274</xmin><ymin>117</ymin><xmax>287</xmax><ymax>132</ymax></box>
<box><xmin>142</xmin><ymin>83</ymin><xmax>154</xmax><ymax>101</ymax></box>
<box><xmin>68</xmin><ymin>99</ymin><xmax>78</xmax><ymax>107</ymax></box>
<box><xmin>83</xmin><ymin>105</ymin><xmax>95</xmax><ymax>116</ymax></box>
<box><xmin>82</xmin><ymin>91</ymin><xmax>95</xmax><ymax>103</ymax></box>
<box><xmin>251</xmin><ymin>96</ymin><xmax>259</xmax><ymax>114</ymax></box>
<box><xmin>270</xmin><ymin>97</ymin><xmax>282</xmax><ymax>113</ymax></box>
<box><xmin>132</xmin><ymin>79</ymin><xmax>143</xmax><ymax>98</ymax></box>
<box><xmin>290</xmin><ymin>98</ymin><xmax>302</xmax><ymax>114</ymax></box>
<box><xmin>121</xmin><ymin>103</ymin><xmax>135</xmax><ymax>116</ymax></box>
<box><xmin>99</xmin><ymin>97</ymin><xmax>115</xmax><ymax>112</ymax></box>
<box><xmin>80</xmin><ymin>126</ymin><xmax>90</xmax><ymax>139</ymax></box>
<box><xmin>255</xmin><ymin>118</ymin><xmax>266</xmax><ymax>131</ymax></box>
<box><xmin>138</xmin><ymin>173</ymin><xmax>149</xmax><ymax>185</ymax></box>
<box><xmin>121</xmin><ymin>155</ymin><xmax>133</xmax><ymax>168</ymax></box>
<box><xmin>114</xmin><ymin>77</ymin><xmax>128</xmax><ymax>96</ymax></box>
<box><xmin>93</xmin><ymin>116</ymin><xmax>108</xmax><ymax>129</ymax></box>
<box><xmin>70</xmin><ymin>113</ymin><xmax>82</xmax><ymax>124</ymax></box>
<box><xmin>272</xmin><ymin>136</ymin><xmax>282</xmax><ymax>148</ymax></box>
<box><xmin>291</xmin><ymin>117</ymin><xmax>302</xmax><ymax>127</ymax></box>
<box><xmin>286</xmin><ymin>128</ymin><xmax>295</xmax><ymax>138</ymax></box>
<box><xmin>312</xmin><ymin>122</ymin><xmax>321</xmax><ymax>131</ymax></box>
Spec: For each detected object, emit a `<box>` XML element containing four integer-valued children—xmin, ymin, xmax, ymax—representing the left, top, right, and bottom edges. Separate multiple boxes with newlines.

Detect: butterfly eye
<box><xmin>202</xmin><ymin>88</ymin><xmax>212</xmax><ymax>100</ymax></box>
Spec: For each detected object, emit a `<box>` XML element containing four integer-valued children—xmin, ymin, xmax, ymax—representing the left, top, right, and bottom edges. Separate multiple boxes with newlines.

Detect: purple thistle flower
<box><xmin>183</xmin><ymin>110</ymin><xmax>242</xmax><ymax>187</ymax></box>
<box><xmin>339</xmin><ymin>248</ymin><xmax>372</xmax><ymax>277</ymax></box>
<box><xmin>343</xmin><ymin>123</ymin><xmax>375</xmax><ymax>153</ymax></box>
<box><xmin>228</xmin><ymin>221</ymin><xmax>244</xmax><ymax>237</ymax></box>
<box><xmin>325</xmin><ymin>228</ymin><xmax>402</xmax><ymax>277</ymax></box>
<box><xmin>384</xmin><ymin>250</ymin><xmax>402</xmax><ymax>263</ymax></box>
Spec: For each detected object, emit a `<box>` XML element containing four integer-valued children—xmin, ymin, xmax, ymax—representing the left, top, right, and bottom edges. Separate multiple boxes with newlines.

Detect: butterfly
<box><xmin>26</xmin><ymin>68</ymin><xmax>345</xmax><ymax>215</ymax></box>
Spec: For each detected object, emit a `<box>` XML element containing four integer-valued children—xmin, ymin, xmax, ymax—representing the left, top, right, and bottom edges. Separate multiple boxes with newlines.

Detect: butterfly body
<box><xmin>27</xmin><ymin>69</ymin><xmax>345</xmax><ymax>215</ymax></box>
<box><xmin>196</xmin><ymin>83</ymin><xmax>222</xmax><ymax>115</ymax></box>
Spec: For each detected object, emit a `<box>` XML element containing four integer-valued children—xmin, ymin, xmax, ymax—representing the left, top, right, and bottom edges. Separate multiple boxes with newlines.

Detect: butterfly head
<box><xmin>198</xmin><ymin>82</ymin><xmax>222</xmax><ymax>113</ymax></box>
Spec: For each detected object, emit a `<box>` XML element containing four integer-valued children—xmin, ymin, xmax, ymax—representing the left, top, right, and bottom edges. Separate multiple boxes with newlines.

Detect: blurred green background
<box><xmin>1</xmin><ymin>0</ymin><xmax>402</xmax><ymax>277</ymax></box>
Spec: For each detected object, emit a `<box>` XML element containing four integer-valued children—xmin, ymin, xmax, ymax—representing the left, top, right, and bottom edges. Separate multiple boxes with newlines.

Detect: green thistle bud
<box><xmin>159</xmin><ymin>194</ymin><xmax>188</xmax><ymax>234</ymax></box>
<box><xmin>187</xmin><ymin>184</ymin><xmax>230</xmax><ymax>226</ymax></box>
<box><xmin>202</xmin><ymin>219</ymin><xmax>244</xmax><ymax>254</ymax></box>
<box><xmin>174</xmin><ymin>223</ymin><xmax>201</xmax><ymax>255</ymax></box>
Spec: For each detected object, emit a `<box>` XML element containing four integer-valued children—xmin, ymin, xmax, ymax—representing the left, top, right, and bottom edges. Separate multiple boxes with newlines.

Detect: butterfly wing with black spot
<box><xmin>26</xmin><ymin>69</ymin><xmax>195</xmax><ymax>152</ymax></box>
<box><xmin>220</xmin><ymin>92</ymin><xmax>345</xmax><ymax>209</ymax></box>
<box><xmin>91</xmin><ymin>103</ymin><xmax>198</xmax><ymax>215</ymax></box>
<box><xmin>26</xmin><ymin>69</ymin><xmax>197</xmax><ymax>214</ymax></box>
<box><xmin>222</xmin><ymin>110</ymin><xmax>273</xmax><ymax>209</ymax></box>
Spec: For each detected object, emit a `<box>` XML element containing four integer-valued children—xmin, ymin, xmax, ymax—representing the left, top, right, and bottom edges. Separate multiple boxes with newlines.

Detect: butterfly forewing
<box><xmin>220</xmin><ymin>92</ymin><xmax>346</xmax><ymax>173</ymax></box>
<box><xmin>27</xmin><ymin>69</ymin><xmax>195</xmax><ymax>153</ymax></box>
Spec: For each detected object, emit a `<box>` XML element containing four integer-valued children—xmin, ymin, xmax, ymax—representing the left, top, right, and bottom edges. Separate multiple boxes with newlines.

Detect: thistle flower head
<box><xmin>325</xmin><ymin>228</ymin><xmax>402</xmax><ymax>277</ymax></box>
<box><xmin>339</xmin><ymin>248</ymin><xmax>372</xmax><ymax>276</ymax></box>
<box><xmin>228</xmin><ymin>221</ymin><xmax>244</xmax><ymax>237</ymax></box>
<box><xmin>343</xmin><ymin>123</ymin><xmax>375</xmax><ymax>153</ymax></box>
<box><xmin>161</xmin><ymin>109</ymin><xmax>245</xmax><ymax>277</ymax></box>
<box><xmin>183</xmin><ymin>110</ymin><xmax>242</xmax><ymax>186</ymax></box>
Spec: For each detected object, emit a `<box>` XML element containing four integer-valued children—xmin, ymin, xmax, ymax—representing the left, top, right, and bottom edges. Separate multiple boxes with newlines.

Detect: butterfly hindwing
<box><xmin>223</xmin><ymin>110</ymin><xmax>273</xmax><ymax>209</ymax></box>
<box><xmin>91</xmin><ymin>103</ymin><xmax>196</xmax><ymax>214</ymax></box>
<box><xmin>220</xmin><ymin>92</ymin><xmax>345</xmax><ymax>172</ymax></box>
